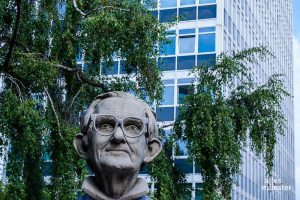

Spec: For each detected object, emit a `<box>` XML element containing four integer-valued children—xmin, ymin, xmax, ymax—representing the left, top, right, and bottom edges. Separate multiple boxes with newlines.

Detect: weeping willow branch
<box><xmin>73</xmin><ymin>0</ymin><xmax>129</xmax><ymax>18</ymax></box>
<box><xmin>67</xmin><ymin>86</ymin><xmax>82</xmax><ymax>113</ymax></box>
<box><xmin>54</xmin><ymin>64</ymin><xmax>109</xmax><ymax>92</ymax></box>
<box><xmin>0</xmin><ymin>72</ymin><xmax>24</xmax><ymax>101</ymax></box>
<box><xmin>45</xmin><ymin>89</ymin><xmax>62</xmax><ymax>138</ymax></box>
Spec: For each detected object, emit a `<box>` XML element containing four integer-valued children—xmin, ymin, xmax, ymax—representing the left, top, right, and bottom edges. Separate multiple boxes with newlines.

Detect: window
<box><xmin>159</xmin><ymin>9</ymin><xmax>177</xmax><ymax>23</ymax></box>
<box><xmin>101</xmin><ymin>61</ymin><xmax>118</xmax><ymax>75</ymax></box>
<box><xmin>228</xmin><ymin>16</ymin><xmax>232</xmax><ymax>33</ymax></box>
<box><xmin>224</xmin><ymin>10</ymin><xmax>228</xmax><ymax>27</ymax></box>
<box><xmin>177</xmin><ymin>56</ymin><xmax>195</xmax><ymax>70</ymax></box>
<box><xmin>162</xmin><ymin>86</ymin><xmax>174</xmax><ymax>105</ymax></box>
<box><xmin>175</xmin><ymin>159</ymin><xmax>193</xmax><ymax>173</ymax></box>
<box><xmin>180</xmin><ymin>0</ymin><xmax>196</xmax><ymax>6</ymax></box>
<box><xmin>233</xmin><ymin>23</ymin><xmax>236</xmax><ymax>40</ymax></box>
<box><xmin>151</xmin><ymin>10</ymin><xmax>158</xmax><ymax>19</ymax></box>
<box><xmin>198</xmin><ymin>33</ymin><xmax>215</xmax><ymax>52</ymax></box>
<box><xmin>160</xmin><ymin>0</ymin><xmax>176</xmax><ymax>8</ymax></box>
<box><xmin>158</xmin><ymin>57</ymin><xmax>176</xmax><ymax>71</ymax></box>
<box><xmin>199</xmin><ymin>0</ymin><xmax>216</xmax><ymax>4</ymax></box>
<box><xmin>198</xmin><ymin>5</ymin><xmax>217</xmax><ymax>19</ymax></box>
<box><xmin>199</xmin><ymin>27</ymin><xmax>215</xmax><ymax>33</ymax></box>
<box><xmin>160</xmin><ymin>36</ymin><xmax>176</xmax><ymax>55</ymax></box>
<box><xmin>179</xmin><ymin>7</ymin><xmax>197</xmax><ymax>21</ymax></box>
<box><xmin>144</xmin><ymin>0</ymin><xmax>157</xmax><ymax>9</ymax></box>
<box><xmin>176</xmin><ymin>140</ymin><xmax>188</xmax><ymax>155</ymax></box>
<box><xmin>197</xmin><ymin>54</ymin><xmax>216</xmax><ymax>66</ymax></box>
<box><xmin>178</xmin><ymin>85</ymin><xmax>193</xmax><ymax>103</ymax></box>
<box><xmin>179</xmin><ymin>35</ymin><xmax>195</xmax><ymax>53</ymax></box>
<box><xmin>120</xmin><ymin>61</ymin><xmax>136</xmax><ymax>74</ymax></box>
<box><xmin>156</xmin><ymin>107</ymin><xmax>174</xmax><ymax>121</ymax></box>
<box><xmin>195</xmin><ymin>183</ymin><xmax>203</xmax><ymax>200</ymax></box>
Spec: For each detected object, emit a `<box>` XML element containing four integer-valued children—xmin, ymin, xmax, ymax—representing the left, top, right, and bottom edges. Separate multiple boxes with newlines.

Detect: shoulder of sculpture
<box><xmin>78</xmin><ymin>194</ymin><xmax>151</xmax><ymax>200</ymax></box>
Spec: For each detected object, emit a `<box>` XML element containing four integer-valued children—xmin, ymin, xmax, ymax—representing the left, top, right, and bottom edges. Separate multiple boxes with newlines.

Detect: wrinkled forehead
<box><xmin>96</xmin><ymin>97</ymin><xmax>146</xmax><ymax>118</ymax></box>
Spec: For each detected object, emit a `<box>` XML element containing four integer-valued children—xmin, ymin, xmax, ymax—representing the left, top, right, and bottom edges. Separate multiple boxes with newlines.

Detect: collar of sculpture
<box><xmin>82</xmin><ymin>176</ymin><xmax>149</xmax><ymax>200</ymax></box>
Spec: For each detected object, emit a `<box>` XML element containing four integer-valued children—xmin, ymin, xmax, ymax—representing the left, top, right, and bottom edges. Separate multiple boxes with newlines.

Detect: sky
<box><xmin>293</xmin><ymin>0</ymin><xmax>300</xmax><ymax>199</ymax></box>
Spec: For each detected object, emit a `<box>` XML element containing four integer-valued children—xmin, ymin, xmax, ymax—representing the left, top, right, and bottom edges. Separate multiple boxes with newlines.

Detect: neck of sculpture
<box><xmin>95</xmin><ymin>170</ymin><xmax>139</xmax><ymax>198</ymax></box>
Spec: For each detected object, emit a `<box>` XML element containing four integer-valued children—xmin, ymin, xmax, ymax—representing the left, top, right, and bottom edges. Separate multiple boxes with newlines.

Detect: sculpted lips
<box><xmin>105</xmin><ymin>148</ymin><xmax>130</xmax><ymax>155</ymax></box>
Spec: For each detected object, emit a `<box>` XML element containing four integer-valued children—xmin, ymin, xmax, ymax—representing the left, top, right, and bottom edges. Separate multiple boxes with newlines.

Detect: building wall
<box><xmin>147</xmin><ymin>0</ymin><xmax>294</xmax><ymax>199</ymax></box>
<box><xmin>222</xmin><ymin>0</ymin><xmax>295</xmax><ymax>200</ymax></box>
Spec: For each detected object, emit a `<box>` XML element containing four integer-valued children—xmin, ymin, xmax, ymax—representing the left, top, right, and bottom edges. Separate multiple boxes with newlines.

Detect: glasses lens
<box><xmin>95</xmin><ymin>115</ymin><xmax>116</xmax><ymax>135</ymax></box>
<box><xmin>123</xmin><ymin>117</ymin><xmax>144</xmax><ymax>137</ymax></box>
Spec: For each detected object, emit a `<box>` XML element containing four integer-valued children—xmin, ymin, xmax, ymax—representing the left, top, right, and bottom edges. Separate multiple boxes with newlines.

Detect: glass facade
<box><xmin>142</xmin><ymin>0</ymin><xmax>295</xmax><ymax>199</ymax></box>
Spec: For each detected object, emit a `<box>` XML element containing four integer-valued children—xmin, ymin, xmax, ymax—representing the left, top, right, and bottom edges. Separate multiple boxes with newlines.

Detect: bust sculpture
<box><xmin>74</xmin><ymin>91</ymin><xmax>162</xmax><ymax>200</ymax></box>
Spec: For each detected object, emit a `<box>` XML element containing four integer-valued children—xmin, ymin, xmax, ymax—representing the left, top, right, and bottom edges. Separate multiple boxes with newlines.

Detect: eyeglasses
<box><xmin>88</xmin><ymin>114</ymin><xmax>149</xmax><ymax>138</ymax></box>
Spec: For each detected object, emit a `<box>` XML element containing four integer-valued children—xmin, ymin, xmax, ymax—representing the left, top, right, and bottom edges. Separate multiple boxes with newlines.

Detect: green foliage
<box><xmin>148</xmin><ymin>129</ymin><xmax>188</xmax><ymax>200</ymax></box>
<box><xmin>0</xmin><ymin>0</ymin><xmax>288</xmax><ymax>199</ymax></box>
<box><xmin>175</xmin><ymin>47</ymin><xmax>289</xmax><ymax>199</ymax></box>
<box><xmin>0</xmin><ymin>0</ymin><xmax>168</xmax><ymax>199</ymax></box>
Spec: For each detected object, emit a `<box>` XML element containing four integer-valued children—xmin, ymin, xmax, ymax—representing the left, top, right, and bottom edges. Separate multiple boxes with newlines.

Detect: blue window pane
<box><xmin>166</xmin><ymin>30</ymin><xmax>176</xmax><ymax>35</ymax></box>
<box><xmin>160</xmin><ymin>36</ymin><xmax>176</xmax><ymax>55</ymax></box>
<box><xmin>197</xmin><ymin>54</ymin><xmax>216</xmax><ymax>66</ymax></box>
<box><xmin>160</xmin><ymin>0</ymin><xmax>177</xmax><ymax>8</ymax></box>
<box><xmin>158</xmin><ymin>57</ymin><xmax>176</xmax><ymax>71</ymax></box>
<box><xmin>180</xmin><ymin>0</ymin><xmax>196</xmax><ymax>6</ymax></box>
<box><xmin>175</xmin><ymin>159</ymin><xmax>193</xmax><ymax>173</ymax></box>
<box><xmin>151</xmin><ymin>10</ymin><xmax>158</xmax><ymax>19</ymax></box>
<box><xmin>162</xmin><ymin>86</ymin><xmax>174</xmax><ymax>105</ymax></box>
<box><xmin>195</xmin><ymin>163</ymin><xmax>201</xmax><ymax>173</ymax></box>
<box><xmin>177</xmin><ymin>56</ymin><xmax>195</xmax><ymax>70</ymax></box>
<box><xmin>199</xmin><ymin>27</ymin><xmax>215</xmax><ymax>33</ymax></box>
<box><xmin>162</xmin><ymin>79</ymin><xmax>175</xmax><ymax>84</ymax></box>
<box><xmin>159</xmin><ymin>9</ymin><xmax>177</xmax><ymax>23</ymax></box>
<box><xmin>177</xmin><ymin>140</ymin><xmax>188</xmax><ymax>155</ymax></box>
<box><xmin>179</xmin><ymin>36</ymin><xmax>195</xmax><ymax>53</ymax></box>
<box><xmin>198</xmin><ymin>5</ymin><xmax>217</xmax><ymax>19</ymax></box>
<box><xmin>102</xmin><ymin>61</ymin><xmax>118</xmax><ymax>75</ymax></box>
<box><xmin>120</xmin><ymin>61</ymin><xmax>136</xmax><ymax>74</ymax></box>
<box><xmin>179</xmin><ymin>29</ymin><xmax>195</xmax><ymax>34</ymax></box>
<box><xmin>178</xmin><ymin>85</ymin><xmax>192</xmax><ymax>104</ymax></box>
<box><xmin>156</xmin><ymin>107</ymin><xmax>175</xmax><ymax>121</ymax></box>
<box><xmin>144</xmin><ymin>0</ymin><xmax>157</xmax><ymax>9</ymax></box>
<box><xmin>195</xmin><ymin>183</ymin><xmax>203</xmax><ymax>200</ymax></box>
<box><xmin>43</xmin><ymin>161</ymin><xmax>52</xmax><ymax>176</ymax></box>
<box><xmin>199</xmin><ymin>0</ymin><xmax>216</xmax><ymax>4</ymax></box>
<box><xmin>179</xmin><ymin>7</ymin><xmax>197</xmax><ymax>21</ymax></box>
<box><xmin>198</xmin><ymin>33</ymin><xmax>215</xmax><ymax>52</ymax></box>
<box><xmin>178</xmin><ymin>78</ymin><xmax>193</xmax><ymax>84</ymax></box>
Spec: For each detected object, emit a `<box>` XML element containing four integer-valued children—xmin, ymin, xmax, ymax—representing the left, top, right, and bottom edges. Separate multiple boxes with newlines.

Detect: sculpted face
<box><xmin>88</xmin><ymin>97</ymin><xmax>148</xmax><ymax>173</ymax></box>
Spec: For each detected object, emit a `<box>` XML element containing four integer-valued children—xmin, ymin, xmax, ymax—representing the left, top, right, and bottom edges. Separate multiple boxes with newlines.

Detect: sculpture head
<box><xmin>74</xmin><ymin>91</ymin><xmax>162</xmax><ymax>175</ymax></box>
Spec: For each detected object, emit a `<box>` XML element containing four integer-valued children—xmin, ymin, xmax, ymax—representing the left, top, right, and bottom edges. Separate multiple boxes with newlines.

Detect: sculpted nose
<box><xmin>110</xmin><ymin>126</ymin><xmax>126</xmax><ymax>144</ymax></box>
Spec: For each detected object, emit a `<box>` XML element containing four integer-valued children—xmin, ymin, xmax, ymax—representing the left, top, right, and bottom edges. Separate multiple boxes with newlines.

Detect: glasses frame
<box><xmin>88</xmin><ymin>114</ymin><xmax>149</xmax><ymax>138</ymax></box>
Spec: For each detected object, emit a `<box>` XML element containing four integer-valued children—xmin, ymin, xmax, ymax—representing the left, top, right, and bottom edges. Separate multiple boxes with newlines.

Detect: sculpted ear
<box><xmin>144</xmin><ymin>138</ymin><xmax>162</xmax><ymax>163</ymax></box>
<box><xmin>73</xmin><ymin>133</ymin><xmax>89</xmax><ymax>159</ymax></box>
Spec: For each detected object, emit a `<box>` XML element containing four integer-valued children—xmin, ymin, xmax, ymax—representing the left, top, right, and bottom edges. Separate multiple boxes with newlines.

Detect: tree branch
<box><xmin>159</xmin><ymin>122</ymin><xmax>174</xmax><ymax>129</ymax></box>
<box><xmin>67</xmin><ymin>86</ymin><xmax>82</xmax><ymax>112</ymax></box>
<box><xmin>54</xmin><ymin>64</ymin><xmax>109</xmax><ymax>92</ymax></box>
<box><xmin>73</xmin><ymin>0</ymin><xmax>129</xmax><ymax>18</ymax></box>
<box><xmin>45</xmin><ymin>89</ymin><xmax>62</xmax><ymax>138</ymax></box>
<box><xmin>0</xmin><ymin>72</ymin><xmax>24</xmax><ymax>101</ymax></box>
<box><xmin>2</xmin><ymin>0</ymin><xmax>22</xmax><ymax>71</ymax></box>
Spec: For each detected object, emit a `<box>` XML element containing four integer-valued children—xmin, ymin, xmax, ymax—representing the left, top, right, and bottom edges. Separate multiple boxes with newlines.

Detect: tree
<box><xmin>0</xmin><ymin>1</ymin><xmax>288</xmax><ymax>200</ymax></box>
<box><xmin>0</xmin><ymin>0</ymin><xmax>173</xmax><ymax>199</ymax></box>
<box><xmin>174</xmin><ymin>47</ymin><xmax>289</xmax><ymax>199</ymax></box>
